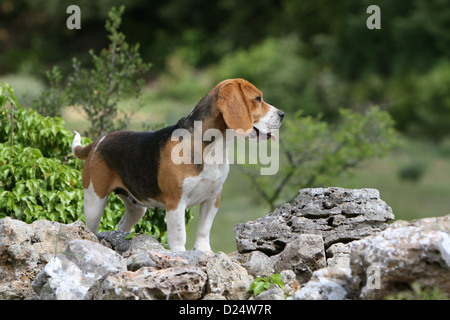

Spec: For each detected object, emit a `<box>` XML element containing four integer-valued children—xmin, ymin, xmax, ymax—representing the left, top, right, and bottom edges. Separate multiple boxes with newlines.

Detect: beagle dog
<box><xmin>72</xmin><ymin>78</ymin><xmax>284</xmax><ymax>252</ymax></box>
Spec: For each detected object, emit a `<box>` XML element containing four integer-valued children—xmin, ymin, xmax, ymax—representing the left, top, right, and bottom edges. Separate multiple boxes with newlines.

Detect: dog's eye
<box><xmin>255</xmin><ymin>96</ymin><xmax>261</xmax><ymax>103</ymax></box>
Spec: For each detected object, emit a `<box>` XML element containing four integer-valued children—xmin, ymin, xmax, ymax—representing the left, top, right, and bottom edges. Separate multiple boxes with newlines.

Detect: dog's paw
<box><xmin>194</xmin><ymin>242</ymin><xmax>213</xmax><ymax>255</ymax></box>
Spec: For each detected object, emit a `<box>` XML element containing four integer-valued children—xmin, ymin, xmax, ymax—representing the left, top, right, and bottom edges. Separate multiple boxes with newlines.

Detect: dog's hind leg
<box><xmin>117</xmin><ymin>194</ymin><xmax>147</xmax><ymax>232</ymax></box>
<box><xmin>84</xmin><ymin>184</ymin><xmax>108</xmax><ymax>234</ymax></box>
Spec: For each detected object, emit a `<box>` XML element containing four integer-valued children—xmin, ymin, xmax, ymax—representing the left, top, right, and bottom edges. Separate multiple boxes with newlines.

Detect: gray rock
<box><xmin>206</xmin><ymin>252</ymin><xmax>253</xmax><ymax>300</ymax></box>
<box><xmin>280</xmin><ymin>270</ymin><xmax>298</xmax><ymax>297</ymax></box>
<box><xmin>272</xmin><ymin>234</ymin><xmax>326</xmax><ymax>284</ymax></box>
<box><xmin>234</xmin><ymin>187</ymin><xmax>394</xmax><ymax>255</ymax></box>
<box><xmin>32</xmin><ymin>239</ymin><xmax>127</xmax><ymax>300</ymax></box>
<box><xmin>203</xmin><ymin>293</ymin><xmax>227</xmax><ymax>300</ymax></box>
<box><xmin>122</xmin><ymin>234</ymin><xmax>210</xmax><ymax>270</ymax></box>
<box><xmin>289</xmin><ymin>242</ymin><xmax>354</xmax><ymax>300</ymax></box>
<box><xmin>94</xmin><ymin>266</ymin><xmax>207</xmax><ymax>300</ymax></box>
<box><xmin>326</xmin><ymin>242</ymin><xmax>350</xmax><ymax>270</ymax></box>
<box><xmin>0</xmin><ymin>217</ymin><xmax>97</xmax><ymax>300</ymax></box>
<box><xmin>97</xmin><ymin>230</ymin><xmax>131</xmax><ymax>255</ymax></box>
<box><xmin>124</xmin><ymin>234</ymin><xmax>166</xmax><ymax>254</ymax></box>
<box><xmin>290</xmin><ymin>266</ymin><xmax>354</xmax><ymax>300</ymax></box>
<box><xmin>350</xmin><ymin>214</ymin><xmax>450</xmax><ymax>299</ymax></box>
<box><xmin>242</xmin><ymin>251</ymin><xmax>275</xmax><ymax>277</ymax></box>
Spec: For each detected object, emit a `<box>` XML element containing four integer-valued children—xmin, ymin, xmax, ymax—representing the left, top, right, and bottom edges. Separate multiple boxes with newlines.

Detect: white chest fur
<box><xmin>182</xmin><ymin>163</ymin><xmax>230</xmax><ymax>208</ymax></box>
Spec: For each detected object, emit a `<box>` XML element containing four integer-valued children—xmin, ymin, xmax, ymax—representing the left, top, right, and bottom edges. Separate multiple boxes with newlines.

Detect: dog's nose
<box><xmin>278</xmin><ymin>110</ymin><xmax>285</xmax><ymax>119</ymax></box>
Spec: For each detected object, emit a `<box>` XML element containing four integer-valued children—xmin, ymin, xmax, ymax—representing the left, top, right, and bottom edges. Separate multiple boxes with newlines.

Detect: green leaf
<box><xmin>270</xmin><ymin>274</ymin><xmax>284</xmax><ymax>290</ymax></box>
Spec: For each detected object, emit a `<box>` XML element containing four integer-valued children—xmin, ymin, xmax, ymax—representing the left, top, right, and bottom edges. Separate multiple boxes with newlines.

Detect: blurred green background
<box><xmin>1</xmin><ymin>0</ymin><xmax>450</xmax><ymax>252</ymax></box>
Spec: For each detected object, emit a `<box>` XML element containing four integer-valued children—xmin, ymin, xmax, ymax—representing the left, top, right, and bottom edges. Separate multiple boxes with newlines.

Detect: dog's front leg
<box><xmin>166</xmin><ymin>203</ymin><xmax>187</xmax><ymax>251</ymax></box>
<box><xmin>194</xmin><ymin>198</ymin><xmax>219</xmax><ymax>253</ymax></box>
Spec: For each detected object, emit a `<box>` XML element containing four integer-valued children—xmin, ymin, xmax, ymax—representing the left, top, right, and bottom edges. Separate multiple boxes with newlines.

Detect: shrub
<box><xmin>398</xmin><ymin>161</ymin><xmax>428</xmax><ymax>183</ymax></box>
<box><xmin>414</xmin><ymin>60</ymin><xmax>450</xmax><ymax>140</ymax></box>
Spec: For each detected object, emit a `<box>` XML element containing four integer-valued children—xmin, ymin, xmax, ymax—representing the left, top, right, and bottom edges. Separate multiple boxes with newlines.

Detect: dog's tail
<box><xmin>72</xmin><ymin>131</ymin><xmax>92</xmax><ymax>160</ymax></box>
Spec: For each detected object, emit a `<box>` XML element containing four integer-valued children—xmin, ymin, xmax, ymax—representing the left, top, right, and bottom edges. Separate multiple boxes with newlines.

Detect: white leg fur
<box><xmin>166</xmin><ymin>204</ymin><xmax>187</xmax><ymax>251</ymax></box>
<box><xmin>83</xmin><ymin>183</ymin><xmax>107</xmax><ymax>234</ymax></box>
<box><xmin>194</xmin><ymin>198</ymin><xmax>219</xmax><ymax>252</ymax></box>
<box><xmin>117</xmin><ymin>194</ymin><xmax>147</xmax><ymax>232</ymax></box>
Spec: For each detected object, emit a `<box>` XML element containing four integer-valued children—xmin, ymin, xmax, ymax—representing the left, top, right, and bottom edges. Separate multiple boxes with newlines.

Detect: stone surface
<box><xmin>0</xmin><ymin>217</ymin><xmax>98</xmax><ymax>300</ymax></box>
<box><xmin>206</xmin><ymin>252</ymin><xmax>253</xmax><ymax>300</ymax></box>
<box><xmin>326</xmin><ymin>242</ymin><xmax>351</xmax><ymax>270</ymax></box>
<box><xmin>93</xmin><ymin>266</ymin><xmax>207</xmax><ymax>300</ymax></box>
<box><xmin>241</xmin><ymin>250</ymin><xmax>275</xmax><ymax>278</ymax></box>
<box><xmin>272</xmin><ymin>234</ymin><xmax>326</xmax><ymax>284</ymax></box>
<box><xmin>350</xmin><ymin>214</ymin><xmax>450</xmax><ymax>299</ymax></box>
<box><xmin>234</xmin><ymin>187</ymin><xmax>394</xmax><ymax>255</ymax></box>
<box><xmin>3</xmin><ymin>190</ymin><xmax>449</xmax><ymax>301</ymax></box>
<box><xmin>122</xmin><ymin>234</ymin><xmax>210</xmax><ymax>271</ymax></box>
<box><xmin>291</xmin><ymin>266</ymin><xmax>354</xmax><ymax>300</ymax></box>
<box><xmin>32</xmin><ymin>239</ymin><xmax>127</xmax><ymax>300</ymax></box>
<box><xmin>97</xmin><ymin>230</ymin><xmax>131</xmax><ymax>255</ymax></box>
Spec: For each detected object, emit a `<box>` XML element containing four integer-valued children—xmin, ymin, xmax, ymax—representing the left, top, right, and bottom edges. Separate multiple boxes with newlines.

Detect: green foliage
<box><xmin>0</xmin><ymin>144</ymin><xmax>83</xmax><ymax>223</ymax></box>
<box><xmin>240</xmin><ymin>106</ymin><xmax>397</xmax><ymax>209</ymax></box>
<box><xmin>30</xmin><ymin>66</ymin><xmax>65</xmax><ymax>117</ymax></box>
<box><xmin>65</xmin><ymin>6</ymin><xmax>151</xmax><ymax>139</ymax></box>
<box><xmin>398</xmin><ymin>160</ymin><xmax>428</xmax><ymax>183</ymax></box>
<box><xmin>0</xmin><ymin>83</ymin><xmax>191</xmax><ymax>245</ymax></box>
<box><xmin>248</xmin><ymin>274</ymin><xmax>284</xmax><ymax>297</ymax></box>
<box><xmin>386</xmin><ymin>282</ymin><xmax>449</xmax><ymax>300</ymax></box>
<box><xmin>0</xmin><ymin>82</ymin><xmax>21</xmax><ymax>110</ymax></box>
<box><xmin>1</xmin><ymin>104</ymin><xmax>87</xmax><ymax>163</ymax></box>
<box><xmin>413</xmin><ymin>60</ymin><xmax>450</xmax><ymax>140</ymax></box>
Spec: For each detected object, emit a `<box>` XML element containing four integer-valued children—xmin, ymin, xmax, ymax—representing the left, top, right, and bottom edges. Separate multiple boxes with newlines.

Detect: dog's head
<box><xmin>215</xmin><ymin>79</ymin><xmax>284</xmax><ymax>141</ymax></box>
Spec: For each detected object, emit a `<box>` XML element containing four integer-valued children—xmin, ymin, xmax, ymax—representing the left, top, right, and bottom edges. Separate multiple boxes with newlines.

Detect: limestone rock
<box><xmin>122</xmin><ymin>234</ymin><xmax>210</xmax><ymax>271</ymax></box>
<box><xmin>94</xmin><ymin>266</ymin><xmax>207</xmax><ymax>300</ymax></box>
<box><xmin>272</xmin><ymin>234</ymin><xmax>326</xmax><ymax>284</ymax></box>
<box><xmin>206</xmin><ymin>252</ymin><xmax>253</xmax><ymax>300</ymax></box>
<box><xmin>97</xmin><ymin>230</ymin><xmax>131</xmax><ymax>255</ymax></box>
<box><xmin>326</xmin><ymin>242</ymin><xmax>351</xmax><ymax>270</ymax></box>
<box><xmin>350</xmin><ymin>214</ymin><xmax>450</xmax><ymax>299</ymax></box>
<box><xmin>234</xmin><ymin>187</ymin><xmax>394</xmax><ymax>255</ymax></box>
<box><xmin>32</xmin><ymin>239</ymin><xmax>127</xmax><ymax>300</ymax></box>
<box><xmin>0</xmin><ymin>217</ymin><xmax>97</xmax><ymax>300</ymax></box>
<box><xmin>291</xmin><ymin>266</ymin><xmax>354</xmax><ymax>300</ymax></box>
<box><xmin>241</xmin><ymin>250</ymin><xmax>275</xmax><ymax>278</ymax></box>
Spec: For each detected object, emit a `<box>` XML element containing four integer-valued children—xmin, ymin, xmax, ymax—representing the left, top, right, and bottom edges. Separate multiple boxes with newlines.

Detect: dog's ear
<box><xmin>216</xmin><ymin>80</ymin><xmax>254</xmax><ymax>134</ymax></box>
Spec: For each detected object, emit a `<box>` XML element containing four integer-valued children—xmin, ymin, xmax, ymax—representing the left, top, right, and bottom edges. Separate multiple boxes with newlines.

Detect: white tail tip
<box><xmin>72</xmin><ymin>131</ymin><xmax>81</xmax><ymax>154</ymax></box>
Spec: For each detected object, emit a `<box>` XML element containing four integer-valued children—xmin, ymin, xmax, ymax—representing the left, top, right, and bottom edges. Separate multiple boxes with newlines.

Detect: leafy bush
<box><xmin>398</xmin><ymin>161</ymin><xmax>428</xmax><ymax>183</ymax></box>
<box><xmin>388</xmin><ymin>60</ymin><xmax>450</xmax><ymax>140</ymax></box>
<box><xmin>0</xmin><ymin>144</ymin><xmax>83</xmax><ymax>223</ymax></box>
<box><xmin>414</xmin><ymin>60</ymin><xmax>450</xmax><ymax>140</ymax></box>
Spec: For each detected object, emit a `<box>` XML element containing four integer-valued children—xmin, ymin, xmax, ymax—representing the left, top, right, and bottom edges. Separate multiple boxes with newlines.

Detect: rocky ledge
<box><xmin>0</xmin><ymin>187</ymin><xmax>449</xmax><ymax>300</ymax></box>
